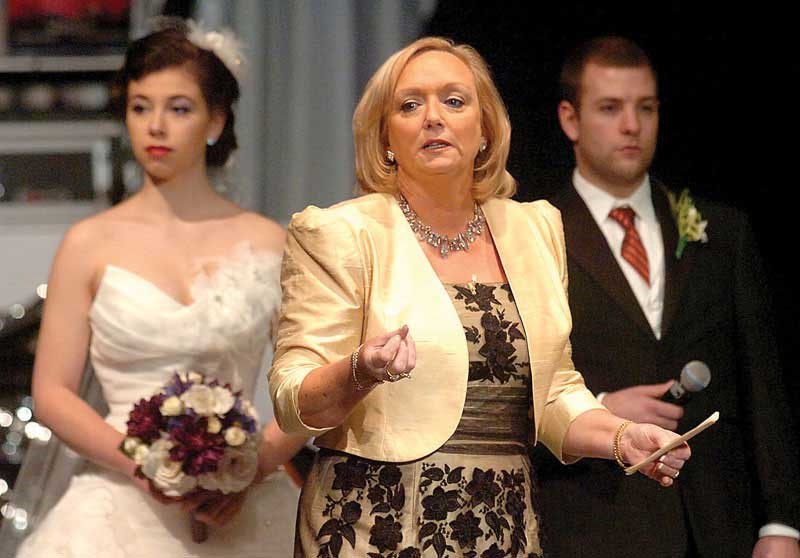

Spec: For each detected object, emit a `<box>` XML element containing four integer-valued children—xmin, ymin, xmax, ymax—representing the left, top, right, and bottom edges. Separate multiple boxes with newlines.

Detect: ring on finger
<box><xmin>385</xmin><ymin>367</ymin><xmax>411</xmax><ymax>382</ymax></box>
<box><xmin>383</xmin><ymin>360</ymin><xmax>411</xmax><ymax>382</ymax></box>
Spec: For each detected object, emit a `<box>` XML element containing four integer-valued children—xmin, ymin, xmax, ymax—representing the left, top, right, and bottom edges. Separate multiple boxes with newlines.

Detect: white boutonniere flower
<box><xmin>667</xmin><ymin>188</ymin><xmax>708</xmax><ymax>259</ymax></box>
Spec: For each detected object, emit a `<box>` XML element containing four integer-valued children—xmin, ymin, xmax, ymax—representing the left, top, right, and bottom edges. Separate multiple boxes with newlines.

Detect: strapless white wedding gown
<box><xmin>16</xmin><ymin>245</ymin><xmax>298</xmax><ymax>558</ymax></box>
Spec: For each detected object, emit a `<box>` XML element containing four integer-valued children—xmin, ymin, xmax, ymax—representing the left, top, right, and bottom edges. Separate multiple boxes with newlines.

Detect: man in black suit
<box><xmin>533</xmin><ymin>36</ymin><xmax>800</xmax><ymax>557</ymax></box>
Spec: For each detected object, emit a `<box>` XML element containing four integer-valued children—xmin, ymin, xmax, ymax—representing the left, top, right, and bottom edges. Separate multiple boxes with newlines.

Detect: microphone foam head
<box><xmin>681</xmin><ymin>361</ymin><xmax>711</xmax><ymax>392</ymax></box>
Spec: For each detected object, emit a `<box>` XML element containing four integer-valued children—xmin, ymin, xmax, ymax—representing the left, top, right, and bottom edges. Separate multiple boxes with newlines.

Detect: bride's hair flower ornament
<box><xmin>146</xmin><ymin>17</ymin><xmax>246</xmax><ymax>80</ymax></box>
<box><xmin>185</xmin><ymin>19</ymin><xmax>246</xmax><ymax>79</ymax></box>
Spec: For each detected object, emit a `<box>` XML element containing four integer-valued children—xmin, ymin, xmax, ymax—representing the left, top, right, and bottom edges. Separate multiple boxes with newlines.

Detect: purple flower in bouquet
<box><xmin>225</xmin><ymin>399</ymin><xmax>258</xmax><ymax>434</ymax></box>
<box><xmin>126</xmin><ymin>394</ymin><xmax>166</xmax><ymax>443</ymax></box>
<box><xmin>168</xmin><ymin>416</ymin><xmax>227</xmax><ymax>476</ymax></box>
<box><xmin>164</xmin><ymin>373</ymin><xmax>194</xmax><ymax>397</ymax></box>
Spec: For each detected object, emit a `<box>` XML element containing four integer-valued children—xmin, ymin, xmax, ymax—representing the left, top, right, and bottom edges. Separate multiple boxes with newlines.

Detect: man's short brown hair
<box><xmin>560</xmin><ymin>36</ymin><xmax>655</xmax><ymax>109</ymax></box>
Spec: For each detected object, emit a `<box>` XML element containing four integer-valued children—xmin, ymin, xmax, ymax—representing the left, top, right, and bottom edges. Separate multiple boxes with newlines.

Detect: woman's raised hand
<box><xmin>359</xmin><ymin>325</ymin><xmax>417</xmax><ymax>383</ymax></box>
<box><xmin>297</xmin><ymin>326</ymin><xmax>418</xmax><ymax>428</ymax></box>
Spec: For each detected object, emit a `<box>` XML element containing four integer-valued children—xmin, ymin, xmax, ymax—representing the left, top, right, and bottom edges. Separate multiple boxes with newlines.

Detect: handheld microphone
<box><xmin>662</xmin><ymin>360</ymin><xmax>711</xmax><ymax>405</ymax></box>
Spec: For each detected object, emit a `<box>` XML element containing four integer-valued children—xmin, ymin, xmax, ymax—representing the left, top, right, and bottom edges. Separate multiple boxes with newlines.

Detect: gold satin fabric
<box><xmin>269</xmin><ymin>193</ymin><xmax>603</xmax><ymax>463</ymax></box>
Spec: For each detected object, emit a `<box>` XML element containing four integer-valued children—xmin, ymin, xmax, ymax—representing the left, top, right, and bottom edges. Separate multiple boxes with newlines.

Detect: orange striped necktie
<box><xmin>609</xmin><ymin>205</ymin><xmax>650</xmax><ymax>285</ymax></box>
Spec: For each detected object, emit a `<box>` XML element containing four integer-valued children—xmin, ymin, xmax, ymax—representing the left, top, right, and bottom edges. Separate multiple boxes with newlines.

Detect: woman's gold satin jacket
<box><xmin>269</xmin><ymin>193</ymin><xmax>603</xmax><ymax>463</ymax></box>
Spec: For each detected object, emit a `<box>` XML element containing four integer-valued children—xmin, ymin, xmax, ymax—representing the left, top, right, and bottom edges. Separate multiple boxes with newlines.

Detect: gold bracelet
<box><xmin>613</xmin><ymin>420</ymin><xmax>634</xmax><ymax>469</ymax></box>
<box><xmin>351</xmin><ymin>344</ymin><xmax>378</xmax><ymax>391</ymax></box>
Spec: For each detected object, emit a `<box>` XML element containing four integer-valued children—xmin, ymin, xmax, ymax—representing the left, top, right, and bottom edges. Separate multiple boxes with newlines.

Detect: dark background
<box><xmin>426</xmin><ymin>3</ymin><xmax>800</xmax><ymax>433</ymax></box>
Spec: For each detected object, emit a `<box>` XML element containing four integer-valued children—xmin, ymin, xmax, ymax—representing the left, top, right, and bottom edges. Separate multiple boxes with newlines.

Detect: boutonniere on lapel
<box><xmin>667</xmin><ymin>189</ymin><xmax>708</xmax><ymax>259</ymax></box>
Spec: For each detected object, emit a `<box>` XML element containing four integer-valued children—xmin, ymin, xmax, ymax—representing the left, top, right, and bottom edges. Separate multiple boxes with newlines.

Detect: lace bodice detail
<box><xmin>88</xmin><ymin>243</ymin><xmax>282</xmax><ymax>431</ymax></box>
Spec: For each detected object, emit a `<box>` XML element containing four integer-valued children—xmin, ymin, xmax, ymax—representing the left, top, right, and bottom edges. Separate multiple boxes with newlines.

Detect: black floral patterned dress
<box><xmin>295</xmin><ymin>283</ymin><xmax>543</xmax><ymax>558</ymax></box>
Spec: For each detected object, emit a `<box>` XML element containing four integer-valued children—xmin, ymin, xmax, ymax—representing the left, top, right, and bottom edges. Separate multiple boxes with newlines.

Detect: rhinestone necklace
<box><xmin>398</xmin><ymin>194</ymin><xmax>485</xmax><ymax>258</ymax></box>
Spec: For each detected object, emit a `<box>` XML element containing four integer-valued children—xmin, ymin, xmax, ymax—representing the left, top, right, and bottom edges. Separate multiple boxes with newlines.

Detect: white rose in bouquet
<box><xmin>122</xmin><ymin>437</ymin><xmax>141</xmax><ymax>455</ymax></box>
<box><xmin>160</xmin><ymin>395</ymin><xmax>184</xmax><ymax>416</ymax></box>
<box><xmin>133</xmin><ymin>444</ymin><xmax>150</xmax><ymax>466</ymax></box>
<box><xmin>198</xmin><ymin>440</ymin><xmax>259</xmax><ymax>494</ymax></box>
<box><xmin>140</xmin><ymin>438</ymin><xmax>171</xmax><ymax>479</ymax></box>
<box><xmin>141</xmin><ymin>438</ymin><xmax>198</xmax><ymax>497</ymax></box>
<box><xmin>241</xmin><ymin>399</ymin><xmax>259</xmax><ymax>420</ymax></box>
<box><xmin>180</xmin><ymin>385</ymin><xmax>216</xmax><ymax>416</ymax></box>
<box><xmin>224</xmin><ymin>425</ymin><xmax>247</xmax><ymax>447</ymax></box>
<box><xmin>206</xmin><ymin>415</ymin><xmax>222</xmax><ymax>434</ymax></box>
<box><xmin>211</xmin><ymin>386</ymin><xmax>235</xmax><ymax>415</ymax></box>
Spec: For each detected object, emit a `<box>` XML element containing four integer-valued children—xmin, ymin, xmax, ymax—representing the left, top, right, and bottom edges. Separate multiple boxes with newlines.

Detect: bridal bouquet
<box><xmin>119</xmin><ymin>371</ymin><xmax>260</xmax><ymax>540</ymax></box>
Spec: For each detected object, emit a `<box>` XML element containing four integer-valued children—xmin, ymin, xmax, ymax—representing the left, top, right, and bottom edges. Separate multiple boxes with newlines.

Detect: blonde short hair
<box><xmin>353</xmin><ymin>36</ymin><xmax>516</xmax><ymax>201</ymax></box>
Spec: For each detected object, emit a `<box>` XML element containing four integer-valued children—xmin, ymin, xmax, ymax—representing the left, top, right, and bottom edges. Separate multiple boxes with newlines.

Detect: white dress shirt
<box><xmin>572</xmin><ymin>169</ymin><xmax>799</xmax><ymax>541</ymax></box>
<box><xmin>573</xmin><ymin>170</ymin><xmax>665</xmax><ymax>338</ymax></box>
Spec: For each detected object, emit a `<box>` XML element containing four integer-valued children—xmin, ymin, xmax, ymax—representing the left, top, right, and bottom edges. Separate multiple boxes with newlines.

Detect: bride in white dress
<box><xmin>15</xmin><ymin>21</ymin><xmax>306</xmax><ymax>557</ymax></box>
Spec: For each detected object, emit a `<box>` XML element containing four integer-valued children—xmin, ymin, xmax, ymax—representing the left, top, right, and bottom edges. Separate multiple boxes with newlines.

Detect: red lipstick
<box><xmin>146</xmin><ymin>146</ymin><xmax>172</xmax><ymax>157</ymax></box>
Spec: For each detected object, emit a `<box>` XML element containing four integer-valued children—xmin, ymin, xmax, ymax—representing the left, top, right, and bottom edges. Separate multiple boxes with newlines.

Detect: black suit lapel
<box><xmin>654</xmin><ymin>183</ymin><xmax>696</xmax><ymax>337</ymax></box>
<box><xmin>554</xmin><ymin>187</ymin><xmax>655</xmax><ymax>338</ymax></box>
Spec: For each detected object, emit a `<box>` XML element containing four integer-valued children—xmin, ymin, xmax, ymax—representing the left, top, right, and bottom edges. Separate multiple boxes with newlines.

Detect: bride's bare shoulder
<box><xmin>59</xmin><ymin>200</ymin><xmax>150</xmax><ymax>263</ymax></box>
<box><xmin>233</xmin><ymin>211</ymin><xmax>286</xmax><ymax>254</ymax></box>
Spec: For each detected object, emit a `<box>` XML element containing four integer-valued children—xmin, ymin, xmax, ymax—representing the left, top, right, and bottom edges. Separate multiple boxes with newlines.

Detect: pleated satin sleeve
<box><xmin>269</xmin><ymin>203</ymin><xmax>369</xmax><ymax>437</ymax></box>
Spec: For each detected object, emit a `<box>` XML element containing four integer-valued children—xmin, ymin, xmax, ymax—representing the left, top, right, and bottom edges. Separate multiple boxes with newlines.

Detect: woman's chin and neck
<box><xmin>396</xmin><ymin>167</ymin><xmax>476</xmax><ymax>228</ymax></box>
<box><xmin>136</xmin><ymin>162</ymin><xmax>228</xmax><ymax>221</ymax></box>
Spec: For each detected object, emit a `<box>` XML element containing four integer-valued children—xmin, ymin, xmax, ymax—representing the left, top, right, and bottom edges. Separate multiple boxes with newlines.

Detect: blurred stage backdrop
<box><xmin>1</xmin><ymin>0</ymin><xmax>797</xmax><ymax>552</ymax></box>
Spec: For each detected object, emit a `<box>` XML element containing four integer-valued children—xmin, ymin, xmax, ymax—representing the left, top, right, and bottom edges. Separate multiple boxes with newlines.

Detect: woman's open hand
<box><xmin>619</xmin><ymin>423</ymin><xmax>691</xmax><ymax>487</ymax></box>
